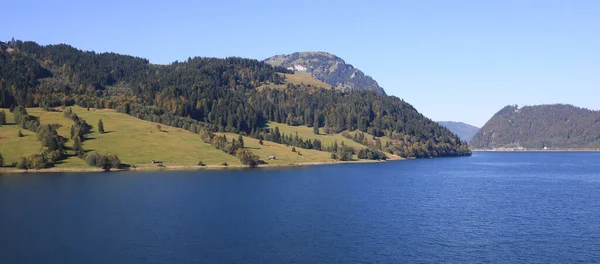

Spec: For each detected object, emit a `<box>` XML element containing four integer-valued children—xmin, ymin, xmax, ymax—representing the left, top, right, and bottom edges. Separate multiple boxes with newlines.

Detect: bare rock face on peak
<box><xmin>265</xmin><ymin>52</ymin><xmax>386</xmax><ymax>95</ymax></box>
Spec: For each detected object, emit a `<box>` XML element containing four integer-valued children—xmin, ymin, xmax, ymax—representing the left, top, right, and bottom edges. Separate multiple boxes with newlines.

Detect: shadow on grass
<box><xmin>53</xmin><ymin>160</ymin><xmax>67</xmax><ymax>166</ymax></box>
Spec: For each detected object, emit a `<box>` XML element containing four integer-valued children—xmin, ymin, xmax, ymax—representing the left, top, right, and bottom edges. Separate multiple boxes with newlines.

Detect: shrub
<box><xmin>0</xmin><ymin>152</ymin><xmax>3</xmax><ymax>167</ymax></box>
<box><xmin>337</xmin><ymin>147</ymin><xmax>354</xmax><ymax>161</ymax></box>
<box><xmin>17</xmin><ymin>157</ymin><xmax>28</xmax><ymax>169</ymax></box>
<box><xmin>105</xmin><ymin>153</ymin><xmax>121</xmax><ymax>169</ymax></box>
<box><xmin>22</xmin><ymin>154</ymin><xmax>49</xmax><ymax>169</ymax></box>
<box><xmin>99</xmin><ymin>156</ymin><xmax>112</xmax><ymax>171</ymax></box>
<box><xmin>221</xmin><ymin>162</ymin><xmax>229</xmax><ymax>167</ymax></box>
<box><xmin>291</xmin><ymin>147</ymin><xmax>296</xmax><ymax>152</ymax></box>
<box><xmin>338</xmin><ymin>152</ymin><xmax>352</xmax><ymax>161</ymax></box>
<box><xmin>222</xmin><ymin>144</ymin><xmax>234</xmax><ymax>155</ymax></box>
<box><xmin>331</xmin><ymin>153</ymin><xmax>337</xmax><ymax>159</ymax></box>
<box><xmin>46</xmin><ymin>150</ymin><xmax>63</xmax><ymax>163</ymax></box>
<box><xmin>340</xmin><ymin>146</ymin><xmax>355</xmax><ymax>155</ymax></box>
<box><xmin>198</xmin><ymin>161</ymin><xmax>206</xmax><ymax>166</ymax></box>
<box><xmin>357</xmin><ymin>148</ymin><xmax>388</xmax><ymax>160</ymax></box>
<box><xmin>85</xmin><ymin>151</ymin><xmax>120</xmax><ymax>171</ymax></box>
<box><xmin>17</xmin><ymin>130</ymin><xmax>24</xmax><ymax>137</ymax></box>
<box><xmin>85</xmin><ymin>152</ymin><xmax>103</xmax><ymax>167</ymax></box>
<box><xmin>236</xmin><ymin>149</ymin><xmax>260</xmax><ymax>168</ymax></box>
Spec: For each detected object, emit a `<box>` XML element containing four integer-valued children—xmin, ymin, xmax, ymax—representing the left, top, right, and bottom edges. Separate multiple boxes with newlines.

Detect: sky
<box><xmin>2</xmin><ymin>0</ymin><xmax>599</xmax><ymax>127</ymax></box>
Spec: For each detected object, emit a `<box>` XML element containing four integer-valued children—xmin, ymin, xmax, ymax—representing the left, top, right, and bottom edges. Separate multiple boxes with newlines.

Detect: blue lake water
<box><xmin>1</xmin><ymin>152</ymin><xmax>599</xmax><ymax>263</ymax></box>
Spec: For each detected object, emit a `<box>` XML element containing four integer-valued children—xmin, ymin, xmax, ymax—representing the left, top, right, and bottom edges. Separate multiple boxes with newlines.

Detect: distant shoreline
<box><xmin>0</xmin><ymin>159</ymin><xmax>395</xmax><ymax>174</ymax></box>
<box><xmin>472</xmin><ymin>149</ymin><xmax>600</xmax><ymax>152</ymax></box>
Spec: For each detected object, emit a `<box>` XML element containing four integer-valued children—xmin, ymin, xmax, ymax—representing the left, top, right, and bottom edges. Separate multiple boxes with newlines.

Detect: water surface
<box><xmin>1</xmin><ymin>152</ymin><xmax>599</xmax><ymax>263</ymax></box>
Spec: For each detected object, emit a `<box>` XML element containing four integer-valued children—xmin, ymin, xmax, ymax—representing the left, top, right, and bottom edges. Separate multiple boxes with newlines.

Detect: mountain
<box><xmin>265</xmin><ymin>52</ymin><xmax>386</xmax><ymax>95</ymax></box>
<box><xmin>0</xmin><ymin>40</ymin><xmax>470</xmax><ymax>168</ymax></box>
<box><xmin>470</xmin><ymin>104</ymin><xmax>600</xmax><ymax>149</ymax></box>
<box><xmin>438</xmin><ymin>121</ymin><xmax>479</xmax><ymax>143</ymax></box>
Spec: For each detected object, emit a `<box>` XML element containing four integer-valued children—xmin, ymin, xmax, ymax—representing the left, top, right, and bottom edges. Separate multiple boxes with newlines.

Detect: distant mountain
<box><xmin>470</xmin><ymin>104</ymin><xmax>600</xmax><ymax>149</ymax></box>
<box><xmin>265</xmin><ymin>52</ymin><xmax>386</xmax><ymax>95</ymax></box>
<box><xmin>438</xmin><ymin>121</ymin><xmax>479</xmax><ymax>143</ymax></box>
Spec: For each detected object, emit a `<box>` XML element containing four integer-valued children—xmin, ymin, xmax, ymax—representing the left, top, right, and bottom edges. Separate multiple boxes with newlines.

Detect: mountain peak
<box><xmin>265</xmin><ymin>52</ymin><xmax>386</xmax><ymax>95</ymax></box>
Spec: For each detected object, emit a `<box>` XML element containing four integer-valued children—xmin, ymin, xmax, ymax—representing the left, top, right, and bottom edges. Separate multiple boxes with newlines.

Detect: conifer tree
<box><xmin>98</xmin><ymin>119</ymin><xmax>105</xmax><ymax>134</ymax></box>
<box><xmin>0</xmin><ymin>110</ymin><xmax>6</xmax><ymax>125</ymax></box>
<box><xmin>238</xmin><ymin>134</ymin><xmax>244</xmax><ymax>148</ymax></box>
<box><xmin>274</xmin><ymin>127</ymin><xmax>281</xmax><ymax>143</ymax></box>
<box><xmin>73</xmin><ymin>136</ymin><xmax>84</xmax><ymax>157</ymax></box>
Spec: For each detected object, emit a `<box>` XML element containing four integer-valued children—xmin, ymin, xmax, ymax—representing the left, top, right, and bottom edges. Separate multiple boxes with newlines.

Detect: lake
<box><xmin>1</xmin><ymin>152</ymin><xmax>599</xmax><ymax>263</ymax></box>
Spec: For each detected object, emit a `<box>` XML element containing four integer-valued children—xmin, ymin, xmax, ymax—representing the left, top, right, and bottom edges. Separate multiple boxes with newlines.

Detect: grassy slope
<box><xmin>268</xmin><ymin>121</ymin><xmax>369</xmax><ymax>150</ymax></box>
<box><xmin>1</xmin><ymin>107</ymin><xmax>396</xmax><ymax>169</ymax></box>
<box><xmin>345</xmin><ymin>130</ymin><xmax>394</xmax><ymax>147</ymax></box>
<box><xmin>269</xmin><ymin>122</ymin><xmax>400</xmax><ymax>159</ymax></box>
<box><xmin>221</xmin><ymin>133</ymin><xmax>335</xmax><ymax>165</ymax></box>
<box><xmin>258</xmin><ymin>72</ymin><xmax>334</xmax><ymax>90</ymax></box>
<box><xmin>3</xmin><ymin>107</ymin><xmax>241</xmax><ymax>167</ymax></box>
<box><xmin>0</xmin><ymin>111</ymin><xmax>41</xmax><ymax>164</ymax></box>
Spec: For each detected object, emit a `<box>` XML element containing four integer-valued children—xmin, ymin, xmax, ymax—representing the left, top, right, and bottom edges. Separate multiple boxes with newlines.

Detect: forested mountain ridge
<box><xmin>438</xmin><ymin>121</ymin><xmax>479</xmax><ymax>143</ymax></box>
<box><xmin>470</xmin><ymin>104</ymin><xmax>600</xmax><ymax>149</ymax></box>
<box><xmin>265</xmin><ymin>52</ymin><xmax>386</xmax><ymax>95</ymax></box>
<box><xmin>0</xmin><ymin>40</ymin><xmax>470</xmax><ymax>159</ymax></box>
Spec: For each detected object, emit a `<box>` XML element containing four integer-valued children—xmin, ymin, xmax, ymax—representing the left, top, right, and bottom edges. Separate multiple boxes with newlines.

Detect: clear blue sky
<box><xmin>3</xmin><ymin>0</ymin><xmax>599</xmax><ymax>127</ymax></box>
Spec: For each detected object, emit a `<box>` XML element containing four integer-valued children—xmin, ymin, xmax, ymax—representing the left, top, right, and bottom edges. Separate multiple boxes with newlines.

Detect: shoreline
<box><xmin>0</xmin><ymin>159</ymin><xmax>395</xmax><ymax>174</ymax></box>
<box><xmin>472</xmin><ymin>149</ymin><xmax>600</xmax><ymax>152</ymax></box>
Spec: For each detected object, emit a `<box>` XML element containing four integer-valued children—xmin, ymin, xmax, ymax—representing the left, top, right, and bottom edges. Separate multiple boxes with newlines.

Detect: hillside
<box><xmin>1</xmin><ymin>106</ymin><xmax>388</xmax><ymax>169</ymax></box>
<box><xmin>265</xmin><ymin>52</ymin><xmax>386</xmax><ymax>95</ymax></box>
<box><xmin>438</xmin><ymin>121</ymin><xmax>479</xmax><ymax>143</ymax></box>
<box><xmin>0</xmin><ymin>40</ymin><xmax>470</xmax><ymax>170</ymax></box>
<box><xmin>257</xmin><ymin>72</ymin><xmax>334</xmax><ymax>90</ymax></box>
<box><xmin>470</xmin><ymin>104</ymin><xmax>600</xmax><ymax>149</ymax></box>
<box><xmin>219</xmin><ymin>132</ymin><xmax>343</xmax><ymax>165</ymax></box>
<box><xmin>0</xmin><ymin>107</ymin><xmax>241</xmax><ymax>168</ymax></box>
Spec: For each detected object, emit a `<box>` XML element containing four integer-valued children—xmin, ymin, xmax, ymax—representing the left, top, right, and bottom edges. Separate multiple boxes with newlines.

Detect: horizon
<box><xmin>2</xmin><ymin>0</ymin><xmax>599</xmax><ymax>127</ymax></box>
